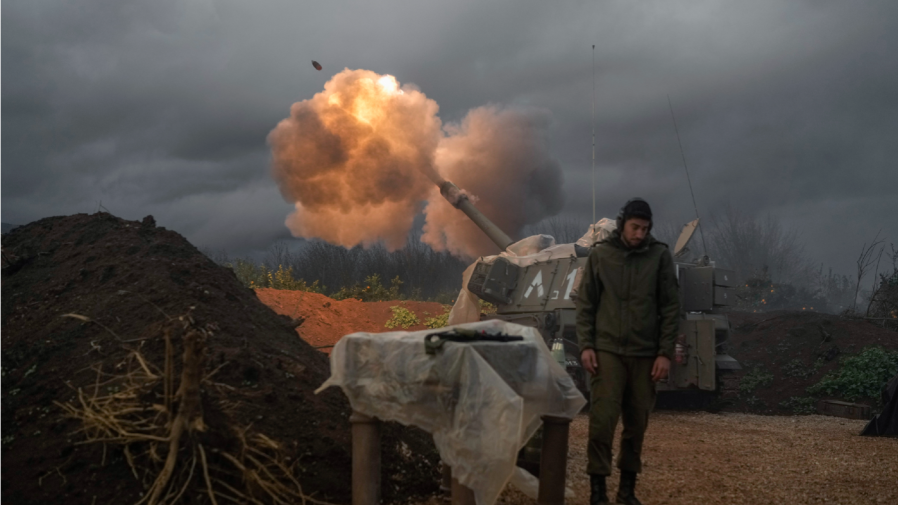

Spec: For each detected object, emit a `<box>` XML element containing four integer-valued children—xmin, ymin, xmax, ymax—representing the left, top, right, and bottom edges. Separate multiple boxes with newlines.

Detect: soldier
<box><xmin>576</xmin><ymin>198</ymin><xmax>679</xmax><ymax>505</ymax></box>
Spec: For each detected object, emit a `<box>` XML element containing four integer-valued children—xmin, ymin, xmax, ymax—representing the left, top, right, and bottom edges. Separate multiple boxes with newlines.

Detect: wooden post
<box><xmin>440</xmin><ymin>461</ymin><xmax>452</xmax><ymax>499</ymax></box>
<box><xmin>451</xmin><ymin>476</ymin><xmax>476</xmax><ymax>505</ymax></box>
<box><xmin>538</xmin><ymin>415</ymin><xmax>572</xmax><ymax>505</ymax></box>
<box><xmin>350</xmin><ymin>411</ymin><xmax>381</xmax><ymax>505</ymax></box>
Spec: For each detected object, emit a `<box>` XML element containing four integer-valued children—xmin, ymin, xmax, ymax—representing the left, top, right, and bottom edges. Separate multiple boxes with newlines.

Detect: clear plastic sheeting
<box><xmin>316</xmin><ymin>320</ymin><xmax>587</xmax><ymax>505</ymax></box>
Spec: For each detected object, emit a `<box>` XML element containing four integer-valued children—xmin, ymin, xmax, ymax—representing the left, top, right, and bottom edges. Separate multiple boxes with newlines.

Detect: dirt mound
<box><xmin>1</xmin><ymin>213</ymin><xmax>439</xmax><ymax>505</ymax></box>
<box><xmin>723</xmin><ymin>310</ymin><xmax>898</xmax><ymax>414</ymax></box>
<box><xmin>254</xmin><ymin>289</ymin><xmax>448</xmax><ymax>353</ymax></box>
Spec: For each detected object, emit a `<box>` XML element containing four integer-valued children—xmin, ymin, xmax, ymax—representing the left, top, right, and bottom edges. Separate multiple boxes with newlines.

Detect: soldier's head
<box><xmin>616</xmin><ymin>198</ymin><xmax>653</xmax><ymax>248</ymax></box>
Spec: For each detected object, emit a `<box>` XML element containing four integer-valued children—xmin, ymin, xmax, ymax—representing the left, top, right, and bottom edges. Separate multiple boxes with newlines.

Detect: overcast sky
<box><xmin>3</xmin><ymin>0</ymin><xmax>896</xmax><ymax>276</ymax></box>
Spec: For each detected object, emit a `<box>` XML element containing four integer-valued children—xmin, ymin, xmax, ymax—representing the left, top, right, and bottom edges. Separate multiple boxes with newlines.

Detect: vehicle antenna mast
<box><xmin>667</xmin><ymin>94</ymin><xmax>708</xmax><ymax>258</ymax></box>
<box><xmin>592</xmin><ymin>44</ymin><xmax>596</xmax><ymax>225</ymax></box>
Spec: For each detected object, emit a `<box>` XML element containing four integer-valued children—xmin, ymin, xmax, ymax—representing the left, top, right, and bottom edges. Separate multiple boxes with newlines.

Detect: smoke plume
<box><xmin>268</xmin><ymin>69</ymin><xmax>563</xmax><ymax>257</ymax></box>
<box><xmin>421</xmin><ymin>105</ymin><xmax>563</xmax><ymax>257</ymax></box>
<box><xmin>268</xmin><ymin>69</ymin><xmax>441</xmax><ymax>250</ymax></box>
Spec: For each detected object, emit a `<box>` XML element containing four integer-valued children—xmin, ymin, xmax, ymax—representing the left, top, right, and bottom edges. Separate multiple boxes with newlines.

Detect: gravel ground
<box><xmin>416</xmin><ymin>411</ymin><xmax>898</xmax><ymax>505</ymax></box>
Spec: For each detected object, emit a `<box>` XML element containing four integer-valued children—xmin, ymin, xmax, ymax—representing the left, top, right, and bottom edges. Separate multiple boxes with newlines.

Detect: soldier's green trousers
<box><xmin>587</xmin><ymin>351</ymin><xmax>657</xmax><ymax>476</ymax></box>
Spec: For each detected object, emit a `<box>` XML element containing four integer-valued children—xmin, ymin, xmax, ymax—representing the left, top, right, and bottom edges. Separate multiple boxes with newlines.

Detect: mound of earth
<box><xmin>254</xmin><ymin>288</ymin><xmax>448</xmax><ymax>353</ymax></box>
<box><xmin>723</xmin><ymin>310</ymin><xmax>898</xmax><ymax>414</ymax></box>
<box><xmin>1</xmin><ymin>213</ymin><xmax>440</xmax><ymax>505</ymax></box>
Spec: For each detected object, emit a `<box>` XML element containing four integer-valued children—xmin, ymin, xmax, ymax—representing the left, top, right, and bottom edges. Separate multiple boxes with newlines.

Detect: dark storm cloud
<box><xmin>3</xmin><ymin>0</ymin><xmax>896</xmax><ymax>274</ymax></box>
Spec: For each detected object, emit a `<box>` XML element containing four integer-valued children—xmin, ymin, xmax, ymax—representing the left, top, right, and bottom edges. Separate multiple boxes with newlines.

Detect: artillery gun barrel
<box><xmin>438</xmin><ymin>181</ymin><xmax>514</xmax><ymax>251</ymax></box>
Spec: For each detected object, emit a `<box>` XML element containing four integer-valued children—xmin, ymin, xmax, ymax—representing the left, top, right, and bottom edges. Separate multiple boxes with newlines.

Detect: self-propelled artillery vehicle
<box><xmin>439</xmin><ymin>180</ymin><xmax>741</xmax><ymax>399</ymax></box>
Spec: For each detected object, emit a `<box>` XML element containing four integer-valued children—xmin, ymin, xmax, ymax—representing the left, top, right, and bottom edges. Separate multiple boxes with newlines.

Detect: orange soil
<box><xmin>254</xmin><ymin>288</ymin><xmax>450</xmax><ymax>353</ymax></box>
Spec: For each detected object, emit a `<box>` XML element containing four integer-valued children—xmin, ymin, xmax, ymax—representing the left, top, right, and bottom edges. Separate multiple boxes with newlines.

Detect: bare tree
<box><xmin>851</xmin><ymin>230</ymin><xmax>883</xmax><ymax>312</ymax></box>
<box><xmin>263</xmin><ymin>240</ymin><xmax>293</xmax><ymax>270</ymax></box>
<box><xmin>651</xmin><ymin>221</ymin><xmax>685</xmax><ymax>251</ymax></box>
<box><xmin>706</xmin><ymin>205</ymin><xmax>813</xmax><ymax>285</ymax></box>
<box><xmin>812</xmin><ymin>264</ymin><xmax>856</xmax><ymax>313</ymax></box>
<box><xmin>522</xmin><ymin>213</ymin><xmax>592</xmax><ymax>244</ymax></box>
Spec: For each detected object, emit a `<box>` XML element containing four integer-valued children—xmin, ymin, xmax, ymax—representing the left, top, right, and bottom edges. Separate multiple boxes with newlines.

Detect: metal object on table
<box><xmin>538</xmin><ymin>415</ymin><xmax>572</xmax><ymax>505</ymax></box>
<box><xmin>350</xmin><ymin>411</ymin><xmax>381</xmax><ymax>505</ymax></box>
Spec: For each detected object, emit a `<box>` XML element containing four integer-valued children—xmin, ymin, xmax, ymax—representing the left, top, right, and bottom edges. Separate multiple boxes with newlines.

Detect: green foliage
<box><xmin>385</xmin><ymin>305</ymin><xmax>420</xmax><ymax>329</ymax></box>
<box><xmin>227</xmin><ymin>260</ymin><xmax>323</xmax><ymax>293</ymax></box>
<box><xmin>478</xmin><ymin>300</ymin><xmax>497</xmax><ymax>314</ymax></box>
<box><xmin>781</xmin><ymin>358</ymin><xmax>824</xmax><ymax>379</ymax></box>
<box><xmin>739</xmin><ymin>367</ymin><xmax>774</xmax><ymax>394</ymax></box>
<box><xmin>267</xmin><ymin>265</ymin><xmax>324</xmax><ymax>292</ymax></box>
<box><xmin>744</xmin><ymin>395</ymin><xmax>764</xmax><ymax>408</ymax></box>
<box><xmin>779</xmin><ymin>396</ymin><xmax>817</xmax><ymax>415</ymax></box>
<box><xmin>229</xmin><ymin>258</ymin><xmax>269</xmax><ymax>288</ymax></box>
<box><xmin>333</xmin><ymin>274</ymin><xmax>403</xmax><ymax>302</ymax></box>
<box><xmin>424</xmin><ymin>306</ymin><xmax>452</xmax><ymax>329</ymax></box>
<box><xmin>807</xmin><ymin>346</ymin><xmax>898</xmax><ymax>401</ymax></box>
<box><xmin>430</xmin><ymin>291</ymin><xmax>458</xmax><ymax>305</ymax></box>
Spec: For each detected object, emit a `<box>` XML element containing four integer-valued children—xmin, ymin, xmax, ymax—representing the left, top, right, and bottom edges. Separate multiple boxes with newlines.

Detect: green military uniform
<box><xmin>576</xmin><ymin>231</ymin><xmax>679</xmax><ymax>477</ymax></box>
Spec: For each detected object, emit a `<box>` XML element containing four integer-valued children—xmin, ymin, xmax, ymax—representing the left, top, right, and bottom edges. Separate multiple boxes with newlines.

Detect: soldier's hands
<box><xmin>580</xmin><ymin>349</ymin><xmax>598</xmax><ymax>375</ymax></box>
<box><xmin>651</xmin><ymin>356</ymin><xmax>671</xmax><ymax>382</ymax></box>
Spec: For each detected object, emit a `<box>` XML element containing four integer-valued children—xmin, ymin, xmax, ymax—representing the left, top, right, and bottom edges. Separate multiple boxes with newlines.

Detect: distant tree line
<box><xmin>209</xmin><ymin>207</ymin><xmax>891</xmax><ymax>316</ymax></box>
<box><xmin>524</xmin><ymin>208</ymin><xmax>871</xmax><ymax>314</ymax></box>
<box><xmin>210</xmin><ymin>229</ymin><xmax>469</xmax><ymax>302</ymax></box>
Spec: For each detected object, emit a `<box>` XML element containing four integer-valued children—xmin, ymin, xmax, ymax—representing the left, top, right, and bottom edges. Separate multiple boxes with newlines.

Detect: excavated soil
<box><xmin>1</xmin><ymin>213</ymin><xmax>439</xmax><ymax>505</ymax></box>
<box><xmin>253</xmin><ymin>289</ymin><xmax>448</xmax><ymax>353</ymax></box>
<box><xmin>722</xmin><ymin>311</ymin><xmax>898</xmax><ymax>413</ymax></box>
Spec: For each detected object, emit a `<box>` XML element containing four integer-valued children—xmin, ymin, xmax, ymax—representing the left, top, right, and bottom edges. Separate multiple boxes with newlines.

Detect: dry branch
<box><xmin>57</xmin><ymin>310</ymin><xmax>334</xmax><ymax>505</ymax></box>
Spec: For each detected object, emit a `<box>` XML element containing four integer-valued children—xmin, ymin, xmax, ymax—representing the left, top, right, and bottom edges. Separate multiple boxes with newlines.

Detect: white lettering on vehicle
<box><xmin>563</xmin><ymin>269</ymin><xmax>578</xmax><ymax>299</ymax></box>
<box><xmin>524</xmin><ymin>270</ymin><xmax>544</xmax><ymax>299</ymax></box>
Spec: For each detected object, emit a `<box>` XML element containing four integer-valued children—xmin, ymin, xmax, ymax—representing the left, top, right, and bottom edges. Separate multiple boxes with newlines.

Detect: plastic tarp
<box><xmin>575</xmin><ymin>217</ymin><xmax>617</xmax><ymax>248</ymax></box>
<box><xmin>316</xmin><ymin>320</ymin><xmax>587</xmax><ymax>505</ymax></box>
<box><xmin>448</xmin><ymin>220</ymin><xmax>616</xmax><ymax>326</ymax></box>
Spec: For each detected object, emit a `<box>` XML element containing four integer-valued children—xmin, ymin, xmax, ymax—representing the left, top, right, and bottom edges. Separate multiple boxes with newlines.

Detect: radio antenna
<box><xmin>591</xmin><ymin>44</ymin><xmax>596</xmax><ymax>225</ymax></box>
<box><xmin>667</xmin><ymin>94</ymin><xmax>707</xmax><ymax>257</ymax></box>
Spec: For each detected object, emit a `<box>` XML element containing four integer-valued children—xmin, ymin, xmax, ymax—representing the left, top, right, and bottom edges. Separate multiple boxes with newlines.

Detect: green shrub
<box><xmin>739</xmin><ymin>367</ymin><xmax>774</xmax><ymax>394</ymax></box>
<box><xmin>333</xmin><ymin>274</ymin><xmax>402</xmax><ymax>302</ymax></box>
<box><xmin>228</xmin><ymin>258</ymin><xmax>269</xmax><ymax>288</ymax></box>
<box><xmin>227</xmin><ymin>261</ymin><xmax>323</xmax><ymax>293</ymax></box>
<box><xmin>781</xmin><ymin>358</ymin><xmax>823</xmax><ymax>379</ymax></box>
<box><xmin>807</xmin><ymin>346</ymin><xmax>898</xmax><ymax>402</ymax></box>
<box><xmin>478</xmin><ymin>300</ymin><xmax>497</xmax><ymax>314</ymax></box>
<box><xmin>424</xmin><ymin>306</ymin><xmax>452</xmax><ymax>329</ymax></box>
<box><xmin>744</xmin><ymin>395</ymin><xmax>764</xmax><ymax>408</ymax></box>
<box><xmin>267</xmin><ymin>265</ymin><xmax>324</xmax><ymax>292</ymax></box>
<box><xmin>385</xmin><ymin>306</ymin><xmax>420</xmax><ymax>329</ymax></box>
<box><xmin>779</xmin><ymin>396</ymin><xmax>817</xmax><ymax>414</ymax></box>
<box><xmin>430</xmin><ymin>291</ymin><xmax>458</xmax><ymax>305</ymax></box>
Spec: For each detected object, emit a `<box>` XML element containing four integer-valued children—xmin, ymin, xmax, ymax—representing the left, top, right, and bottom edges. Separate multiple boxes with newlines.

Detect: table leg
<box><xmin>451</xmin><ymin>476</ymin><xmax>476</xmax><ymax>505</ymax></box>
<box><xmin>538</xmin><ymin>415</ymin><xmax>571</xmax><ymax>505</ymax></box>
<box><xmin>350</xmin><ymin>411</ymin><xmax>381</xmax><ymax>505</ymax></box>
<box><xmin>440</xmin><ymin>461</ymin><xmax>452</xmax><ymax>499</ymax></box>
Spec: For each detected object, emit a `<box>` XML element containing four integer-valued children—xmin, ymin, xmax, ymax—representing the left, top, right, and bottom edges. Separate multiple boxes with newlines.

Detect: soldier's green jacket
<box><xmin>576</xmin><ymin>232</ymin><xmax>680</xmax><ymax>360</ymax></box>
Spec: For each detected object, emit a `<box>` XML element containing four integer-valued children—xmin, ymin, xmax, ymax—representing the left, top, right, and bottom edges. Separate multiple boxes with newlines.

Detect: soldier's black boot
<box><xmin>615</xmin><ymin>471</ymin><xmax>643</xmax><ymax>505</ymax></box>
<box><xmin>589</xmin><ymin>474</ymin><xmax>609</xmax><ymax>505</ymax></box>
